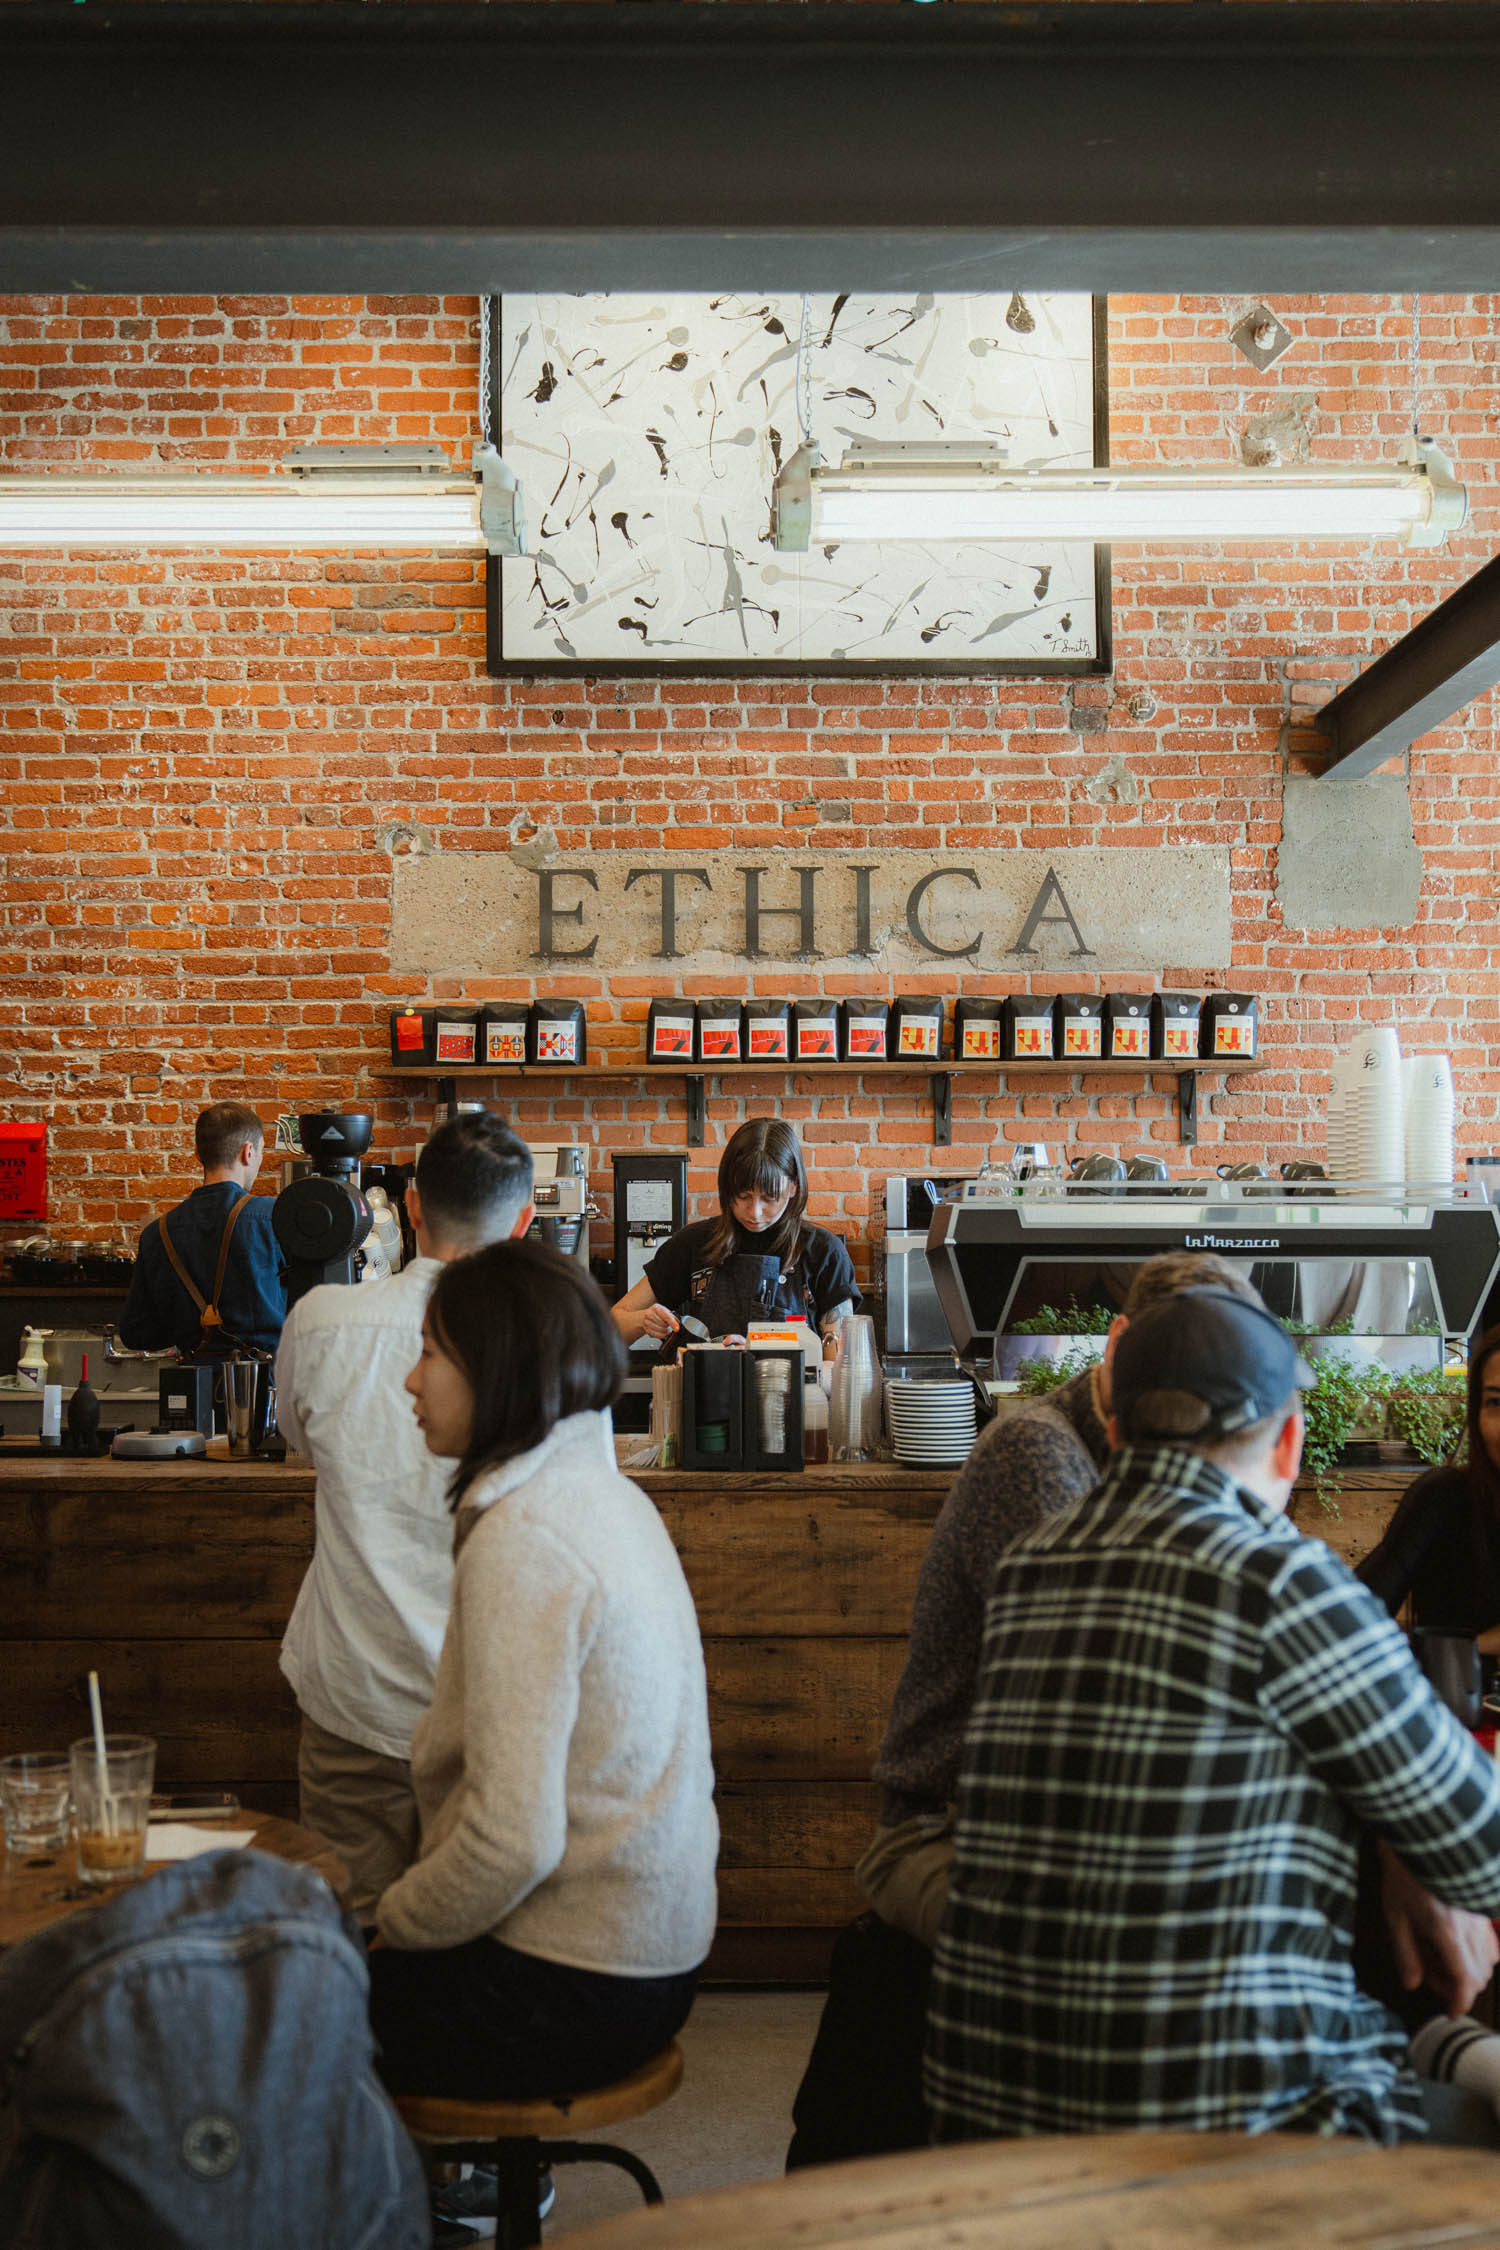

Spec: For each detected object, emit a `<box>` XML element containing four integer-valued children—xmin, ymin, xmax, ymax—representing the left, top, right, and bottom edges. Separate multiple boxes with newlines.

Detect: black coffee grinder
<box><xmin>272</xmin><ymin>1111</ymin><xmax>375</xmax><ymax>1308</ymax></box>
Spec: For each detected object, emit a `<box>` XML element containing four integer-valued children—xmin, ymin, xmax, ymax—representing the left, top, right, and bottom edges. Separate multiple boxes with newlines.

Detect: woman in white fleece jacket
<box><xmin>366</xmin><ymin>1237</ymin><xmax>718</xmax><ymax>2099</ymax></box>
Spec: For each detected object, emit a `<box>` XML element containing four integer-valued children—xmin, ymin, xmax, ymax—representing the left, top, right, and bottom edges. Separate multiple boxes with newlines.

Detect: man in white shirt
<box><xmin>277</xmin><ymin>1115</ymin><xmax>535</xmax><ymax>1919</ymax></box>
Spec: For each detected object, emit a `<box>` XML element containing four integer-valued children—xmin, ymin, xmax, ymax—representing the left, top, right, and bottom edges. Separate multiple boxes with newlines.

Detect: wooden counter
<box><xmin>0</xmin><ymin>1451</ymin><xmax>1406</xmax><ymax>1980</ymax></box>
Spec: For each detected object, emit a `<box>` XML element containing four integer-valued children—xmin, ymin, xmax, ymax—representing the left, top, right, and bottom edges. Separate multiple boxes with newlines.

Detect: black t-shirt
<box><xmin>1356</xmin><ymin>1465</ymin><xmax>1500</xmax><ymax>1635</ymax></box>
<box><xmin>643</xmin><ymin>1218</ymin><xmax>861</xmax><ymax>1334</ymax></box>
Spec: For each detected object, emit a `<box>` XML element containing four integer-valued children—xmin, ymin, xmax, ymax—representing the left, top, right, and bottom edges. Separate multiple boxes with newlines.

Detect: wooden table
<box><xmin>562</xmin><ymin>2129</ymin><xmax>1500</xmax><ymax>2250</ymax></box>
<box><xmin>0</xmin><ymin>1809</ymin><xmax>348</xmax><ymax>1949</ymax></box>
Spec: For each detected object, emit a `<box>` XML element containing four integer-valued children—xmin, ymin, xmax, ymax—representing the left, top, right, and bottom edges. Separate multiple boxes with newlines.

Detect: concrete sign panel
<box><xmin>392</xmin><ymin>846</ymin><xmax>1232</xmax><ymax>978</ymax></box>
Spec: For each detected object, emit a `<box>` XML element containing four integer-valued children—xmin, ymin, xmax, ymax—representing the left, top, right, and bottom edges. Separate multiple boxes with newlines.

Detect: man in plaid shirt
<box><xmin>927</xmin><ymin>1286</ymin><xmax>1500</xmax><ymax>2145</ymax></box>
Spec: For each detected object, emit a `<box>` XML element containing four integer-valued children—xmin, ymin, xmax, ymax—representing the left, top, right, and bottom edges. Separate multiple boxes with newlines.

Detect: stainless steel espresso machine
<box><xmin>925</xmin><ymin>1178</ymin><xmax>1500</xmax><ymax>1385</ymax></box>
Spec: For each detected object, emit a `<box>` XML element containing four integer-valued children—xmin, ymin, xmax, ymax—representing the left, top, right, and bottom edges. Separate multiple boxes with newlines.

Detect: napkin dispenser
<box><xmin>681</xmin><ymin>1346</ymin><xmax>804</xmax><ymax>1472</ymax></box>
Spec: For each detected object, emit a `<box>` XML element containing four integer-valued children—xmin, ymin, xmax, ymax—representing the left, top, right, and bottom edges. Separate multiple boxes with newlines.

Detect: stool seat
<box><xmin>397</xmin><ymin>2040</ymin><xmax>685</xmax><ymax>2141</ymax></box>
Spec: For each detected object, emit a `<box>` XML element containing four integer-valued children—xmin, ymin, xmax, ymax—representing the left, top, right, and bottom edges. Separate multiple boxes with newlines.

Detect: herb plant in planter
<box><xmin>997</xmin><ymin>1301</ymin><xmax>1113</xmax><ymax>1382</ymax></box>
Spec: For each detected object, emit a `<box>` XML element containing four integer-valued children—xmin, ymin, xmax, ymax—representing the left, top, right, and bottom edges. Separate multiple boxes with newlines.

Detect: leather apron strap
<box><xmin>159</xmin><ymin>1195</ymin><xmax>256</xmax><ymax>1352</ymax></box>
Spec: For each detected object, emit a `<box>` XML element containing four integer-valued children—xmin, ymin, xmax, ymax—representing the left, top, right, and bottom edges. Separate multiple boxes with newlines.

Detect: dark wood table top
<box><xmin>562</xmin><ymin>2127</ymin><xmax>1500</xmax><ymax>2250</ymax></box>
<box><xmin>0</xmin><ymin>1808</ymin><xmax>349</xmax><ymax>1949</ymax></box>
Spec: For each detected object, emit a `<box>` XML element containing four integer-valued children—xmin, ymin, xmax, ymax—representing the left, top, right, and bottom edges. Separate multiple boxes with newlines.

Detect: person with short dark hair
<box><xmin>612</xmin><ymin>1118</ymin><xmax>860</xmax><ymax>1349</ymax></box>
<box><xmin>277</xmin><ymin>1115</ymin><xmax>534</xmax><ymax>1920</ymax></box>
<box><xmin>368</xmin><ymin>1239</ymin><xmax>717</xmax><ymax>2104</ymax></box>
<box><xmin>119</xmin><ymin>1101</ymin><xmax>285</xmax><ymax>1359</ymax></box>
<box><xmin>926</xmin><ymin>1287</ymin><xmax>1500</xmax><ymax>2147</ymax></box>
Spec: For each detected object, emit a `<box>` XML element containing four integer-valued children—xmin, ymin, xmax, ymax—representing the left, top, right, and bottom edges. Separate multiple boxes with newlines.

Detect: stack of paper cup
<box><xmin>1326</xmin><ymin>1050</ymin><xmax>1353</xmax><ymax>1180</ymax></box>
<box><xmin>1403</xmin><ymin>1052</ymin><xmax>1455</xmax><ymax>1184</ymax></box>
<box><xmin>1343</xmin><ymin>1025</ymin><xmax>1404</xmax><ymax>1186</ymax></box>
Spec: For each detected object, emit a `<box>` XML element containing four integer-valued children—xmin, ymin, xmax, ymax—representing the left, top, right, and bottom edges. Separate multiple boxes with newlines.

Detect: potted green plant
<box><xmin>1384</xmin><ymin>1365</ymin><xmax>1465</xmax><ymax>1468</ymax></box>
<box><xmin>995</xmin><ymin>1301</ymin><xmax>1113</xmax><ymax>1381</ymax></box>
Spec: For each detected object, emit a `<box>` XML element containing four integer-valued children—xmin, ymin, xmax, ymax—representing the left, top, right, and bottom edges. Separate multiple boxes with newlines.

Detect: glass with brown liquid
<box><xmin>69</xmin><ymin>1734</ymin><xmax>156</xmax><ymax>1886</ymax></box>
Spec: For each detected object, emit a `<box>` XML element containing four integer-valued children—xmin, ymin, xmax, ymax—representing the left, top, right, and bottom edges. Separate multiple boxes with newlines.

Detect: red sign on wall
<box><xmin>0</xmin><ymin>1123</ymin><xmax>46</xmax><ymax>1224</ymax></box>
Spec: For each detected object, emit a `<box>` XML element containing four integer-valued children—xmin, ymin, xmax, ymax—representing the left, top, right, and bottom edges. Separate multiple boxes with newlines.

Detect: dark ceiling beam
<box><xmin>5</xmin><ymin>4</ymin><xmax>1500</xmax><ymax>294</ymax></box>
<box><xmin>1314</xmin><ymin>556</ymin><xmax>1500</xmax><ymax>781</ymax></box>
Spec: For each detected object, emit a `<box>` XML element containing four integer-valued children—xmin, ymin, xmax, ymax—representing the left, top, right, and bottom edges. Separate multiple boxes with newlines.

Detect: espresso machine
<box><xmin>926</xmin><ymin>1177</ymin><xmax>1500</xmax><ymax>1386</ymax></box>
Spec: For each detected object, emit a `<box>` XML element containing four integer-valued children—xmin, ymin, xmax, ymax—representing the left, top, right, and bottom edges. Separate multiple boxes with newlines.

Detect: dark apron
<box><xmin>698</xmin><ymin>1253</ymin><xmax>787</xmax><ymax>1339</ymax></box>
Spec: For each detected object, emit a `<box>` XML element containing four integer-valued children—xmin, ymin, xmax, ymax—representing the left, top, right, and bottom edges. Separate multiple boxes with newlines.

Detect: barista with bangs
<box><xmin>611</xmin><ymin>1118</ymin><xmax>860</xmax><ymax>1351</ymax></box>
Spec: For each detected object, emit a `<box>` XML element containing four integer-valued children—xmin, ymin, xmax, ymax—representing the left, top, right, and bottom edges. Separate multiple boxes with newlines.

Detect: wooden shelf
<box><xmin>371</xmin><ymin>1057</ymin><xmax>1265</xmax><ymax>1147</ymax></box>
<box><xmin>377</xmin><ymin>1058</ymin><xmax>1264</xmax><ymax>1079</ymax></box>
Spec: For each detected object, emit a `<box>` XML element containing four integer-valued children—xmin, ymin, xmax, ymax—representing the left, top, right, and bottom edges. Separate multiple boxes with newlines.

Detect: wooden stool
<box><xmin>396</xmin><ymin>2041</ymin><xmax>685</xmax><ymax>2250</ymax></box>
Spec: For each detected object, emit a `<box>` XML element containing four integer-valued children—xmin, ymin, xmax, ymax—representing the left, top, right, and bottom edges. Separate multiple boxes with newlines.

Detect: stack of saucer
<box><xmin>884</xmin><ymin>1377</ymin><xmax>978</xmax><ymax>1467</ymax></box>
<box><xmin>1403</xmin><ymin>1052</ymin><xmax>1455</xmax><ymax>1183</ymax></box>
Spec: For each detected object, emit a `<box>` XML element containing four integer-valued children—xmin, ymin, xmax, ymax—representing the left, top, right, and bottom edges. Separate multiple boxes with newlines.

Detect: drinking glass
<box><xmin>69</xmin><ymin>1734</ymin><xmax>156</xmax><ymax>1886</ymax></box>
<box><xmin>0</xmin><ymin>1751</ymin><xmax>71</xmax><ymax>1860</ymax></box>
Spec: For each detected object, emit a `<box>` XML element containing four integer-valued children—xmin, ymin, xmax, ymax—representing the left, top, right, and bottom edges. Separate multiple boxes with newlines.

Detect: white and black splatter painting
<box><xmin>496</xmin><ymin>293</ymin><xmax>1105</xmax><ymax>672</ymax></box>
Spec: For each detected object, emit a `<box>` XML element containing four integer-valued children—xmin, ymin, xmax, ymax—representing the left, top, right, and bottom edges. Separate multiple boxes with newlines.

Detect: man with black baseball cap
<box><xmin>927</xmin><ymin>1286</ymin><xmax>1500</xmax><ymax>2148</ymax></box>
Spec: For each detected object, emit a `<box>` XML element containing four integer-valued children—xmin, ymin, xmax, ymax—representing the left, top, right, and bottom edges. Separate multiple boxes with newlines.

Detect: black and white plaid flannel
<box><xmin>927</xmin><ymin>1444</ymin><xmax>1500</xmax><ymax>2144</ymax></box>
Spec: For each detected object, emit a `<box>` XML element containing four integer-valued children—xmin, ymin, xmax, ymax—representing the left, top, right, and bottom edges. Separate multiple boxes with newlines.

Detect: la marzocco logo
<box><xmin>1184</xmin><ymin>1234</ymin><xmax>1282</xmax><ymax>1251</ymax></box>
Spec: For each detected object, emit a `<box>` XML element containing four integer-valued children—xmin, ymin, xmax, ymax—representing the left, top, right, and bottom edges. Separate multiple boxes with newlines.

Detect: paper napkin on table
<box><xmin>145</xmin><ymin>1823</ymin><xmax>257</xmax><ymax>1861</ymax></box>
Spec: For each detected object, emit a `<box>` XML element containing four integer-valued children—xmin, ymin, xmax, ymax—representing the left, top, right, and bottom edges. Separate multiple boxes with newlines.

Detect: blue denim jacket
<box><xmin>0</xmin><ymin>1848</ymin><xmax>428</xmax><ymax>2250</ymax></box>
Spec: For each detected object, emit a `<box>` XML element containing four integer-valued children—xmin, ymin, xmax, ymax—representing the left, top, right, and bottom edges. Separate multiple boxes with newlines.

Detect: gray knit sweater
<box><xmin>375</xmin><ymin>1411</ymin><xmax>719</xmax><ymax>1975</ymax></box>
<box><xmin>874</xmin><ymin>1369</ymin><xmax>1108</xmax><ymax>1824</ymax></box>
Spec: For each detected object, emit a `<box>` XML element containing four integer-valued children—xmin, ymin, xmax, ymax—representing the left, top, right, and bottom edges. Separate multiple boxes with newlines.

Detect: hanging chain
<box><xmin>797</xmin><ymin>291</ymin><xmax>814</xmax><ymax>448</ymax></box>
<box><xmin>1409</xmin><ymin>291</ymin><xmax>1421</xmax><ymax>439</ymax></box>
<box><xmin>478</xmin><ymin>296</ymin><xmax>494</xmax><ymax>447</ymax></box>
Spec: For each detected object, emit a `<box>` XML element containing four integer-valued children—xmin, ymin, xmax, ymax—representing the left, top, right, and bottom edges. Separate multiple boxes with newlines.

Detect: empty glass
<box><xmin>0</xmin><ymin>1751</ymin><xmax>71</xmax><ymax>1860</ymax></box>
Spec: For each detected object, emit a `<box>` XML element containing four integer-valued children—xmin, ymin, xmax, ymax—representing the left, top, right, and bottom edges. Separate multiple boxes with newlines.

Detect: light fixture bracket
<box><xmin>772</xmin><ymin>440</ymin><xmax>819</xmax><ymax>554</ymax></box>
<box><xmin>284</xmin><ymin>444</ymin><xmax>458</xmax><ymax>479</ymax></box>
<box><xmin>474</xmin><ymin>441</ymin><xmax>526</xmax><ymax>558</ymax></box>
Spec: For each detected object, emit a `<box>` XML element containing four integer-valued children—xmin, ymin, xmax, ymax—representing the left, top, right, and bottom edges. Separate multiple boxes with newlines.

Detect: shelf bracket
<box><xmin>931</xmin><ymin>1071</ymin><xmax>953</xmax><ymax>1148</ymax></box>
<box><xmin>437</xmin><ymin>1075</ymin><xmax>457</xmax><ymax>1118</ymax></box>
<box><xmin>1178</xmin><ymin>1070</ymin><xmax>1199</xmax><ymax>1146</ymax></box>
<box><xmin>685</xmin><ymin>1073</ymin><xmax>707</xmax><ymax>1148</ymax></box>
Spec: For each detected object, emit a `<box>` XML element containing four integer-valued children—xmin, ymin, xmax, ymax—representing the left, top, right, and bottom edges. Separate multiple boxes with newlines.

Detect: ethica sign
<box><xmin>392</xmin><ymin>847</ymin><xmax>1232</xmax><ymax>977</ymax></box>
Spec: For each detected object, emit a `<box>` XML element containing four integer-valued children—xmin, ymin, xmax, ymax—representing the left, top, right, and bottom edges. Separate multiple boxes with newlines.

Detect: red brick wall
<box><xmin>1</xmin><ymin>291</ymin><xmax>1496</xmax><ymax>1285</ymax></box>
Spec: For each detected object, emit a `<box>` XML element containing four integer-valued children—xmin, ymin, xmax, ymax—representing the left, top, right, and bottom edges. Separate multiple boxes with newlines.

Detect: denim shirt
<box><xmin>120</xmin><ymin>1180</ymin><xmax>287</xmax><ymax>1358</ymax></box>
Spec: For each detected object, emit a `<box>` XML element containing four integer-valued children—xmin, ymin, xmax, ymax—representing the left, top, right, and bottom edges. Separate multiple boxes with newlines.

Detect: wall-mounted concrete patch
<box><xmin>1086</xmin><ymin>752</ymin><xmax>1139</xmax><ymax>806</ymax></box>
<box><xmin>1277</xmin><ymin>775</ymin><xmax>1422</xmax><ymax>932</ymax></box>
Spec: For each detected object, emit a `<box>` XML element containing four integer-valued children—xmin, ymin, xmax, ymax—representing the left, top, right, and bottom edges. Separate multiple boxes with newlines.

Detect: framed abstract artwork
<box><xmin>486</xmin><ymin>292</ymin><xmax>1109</xmax><ymax>677</ymax></box>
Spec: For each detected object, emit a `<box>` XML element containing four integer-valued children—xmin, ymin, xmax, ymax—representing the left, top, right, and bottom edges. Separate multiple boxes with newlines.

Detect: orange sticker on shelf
<box><xmin>1063</xmin><ymin>1022</ymin><xmax>1102</xmax><ymax>1056</ymax></box>
<box><xmin>898</xmin><ymin>1021</ymin><xmax>939</xmax><ymax>1056</ymax></box>
<box><xmin>962</xmin><ymin>1023</ymin><xmax>1001</xmax><ymax>1059</ymax></box>
<box><xmin>1110</xmin><ymin>1021</ymin><xmax>1149</xmax><ymax>1057</ymax></box>
<box><xmin>1163</xmin><ymin>1023</ymin><xmax>1197</xmax><ymax>1057</ymax></box>
<box><xmin>1012</xmin><ymin>1022</ymin><xmax>1052</xmax><ymax>1057</ymax></box>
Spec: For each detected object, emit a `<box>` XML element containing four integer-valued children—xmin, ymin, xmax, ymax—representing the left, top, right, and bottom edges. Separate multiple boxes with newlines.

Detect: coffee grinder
<box><xmin>272</xmin><ymin>1111</ymin><xmax>375</xmax><ymax>1309</ymax></box>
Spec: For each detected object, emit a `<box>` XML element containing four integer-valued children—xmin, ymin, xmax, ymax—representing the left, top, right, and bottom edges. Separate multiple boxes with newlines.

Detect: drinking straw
<box><xmin>87</xmin><ymin>1668</ymin><xmax>115</xmax><ymax>1838</ymax></box>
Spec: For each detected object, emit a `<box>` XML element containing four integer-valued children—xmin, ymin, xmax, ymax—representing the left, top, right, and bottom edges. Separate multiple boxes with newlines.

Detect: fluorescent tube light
<box><xmin>0</xmin><ymin>444</ymin><xmax>526</xmax><ymax>554</ymax></box>
<box><xmin>772</xmin><ymin>437</ymin><xmax>1465</xmax><ymax>551</ymax></box>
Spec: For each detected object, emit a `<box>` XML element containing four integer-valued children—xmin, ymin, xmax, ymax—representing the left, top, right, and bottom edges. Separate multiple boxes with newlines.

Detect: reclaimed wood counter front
<box><xmin>0</xmin><ymin>1452</ymin><xmax>1405</xmax><ymax>1979</ymax></box>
